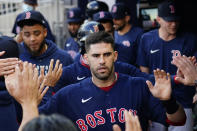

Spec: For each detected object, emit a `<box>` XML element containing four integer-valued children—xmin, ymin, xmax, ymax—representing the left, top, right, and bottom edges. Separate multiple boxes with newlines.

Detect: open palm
<box><xmin>146</xmin><ymin>69</ymin><xmax>171</xmax><ymax>100</ymax></box>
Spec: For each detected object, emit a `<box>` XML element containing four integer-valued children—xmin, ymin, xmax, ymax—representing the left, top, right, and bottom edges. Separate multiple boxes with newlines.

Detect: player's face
<box><xmin>85</xmin><ymin>43</ymin><xmax>118</xmax><ymax>80</ymax></box>
<box><xmin>68</xmin><ymin>22</ymin><xmax>81</xmax><ymax>38</ymax></box>
<box><xmin>21</xmin><ymin>24</ymin><xmax>47</xmax><ymax>56</ymax></box>
<box><xmin>113</xmin><ymin>18</ymin><xmax>126</xmax><ymax>31</ymax></box>
<box><xmin>158</xmin><ymin>17</ymin><xmax>179</xmax><ymax>35</ymax></box>
<box><xmin>100</xmin><ymin>22</ymin><xmax>114</xmax><ymax>36</ymax></box>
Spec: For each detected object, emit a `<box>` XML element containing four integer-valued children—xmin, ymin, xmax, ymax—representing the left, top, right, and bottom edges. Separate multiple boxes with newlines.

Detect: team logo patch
<box><xmin>112</xmin><ymin>6</ymin><xmax>117</xmax><ymax>13</ymax></box>
<box><xmin>99</xmin><ymin>11</ymin><xmax>105</xmax><ymax>18</ymax></box>
<box><xmin>169</xmin><ymin>5</ymin><xmax>175</xmax><ymax>14</ymax></box>
<box><xmin>69</xmin><ymin>11</ymin><xmax>74</xmax><ymax>18</ymax></box>
<box><xmin>122</xmin><ymin>40</ymin><xmax>130</xmax><ymax>47</ymax></box>
<box><xmin>25</xmin><ymin>12</ymin><xmax>31</xmax><ymax>19</ymax></box>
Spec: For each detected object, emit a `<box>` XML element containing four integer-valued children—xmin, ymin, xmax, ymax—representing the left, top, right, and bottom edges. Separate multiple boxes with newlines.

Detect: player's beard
<box><xmin>24</xmin><ymin>40</ymin><xmax>46</xmax><ymax>56</ymax></box>
<box><xmin>114</xmin><ymin>23</ymin><xmax>126</xmax><ymax>31</ymax></box>
<box><xmin>91</xmin><ymin>65</ymin><xmax>114</xmax><ymax>80</ymax></box>
<box><xmin>69</xmin><ymin>30</ymin><xmax>78</xmax><ymax>38</ymax></box>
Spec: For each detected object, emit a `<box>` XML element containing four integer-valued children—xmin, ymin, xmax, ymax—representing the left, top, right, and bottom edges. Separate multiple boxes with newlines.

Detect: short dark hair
<box><xmin>85</xmin><ymin>31</ymin><xmax>115</xmax><ymax>52</ymax></box>
<box><xmin>22</xmin><ymin>114</ymin><xmax>77</xmax><ymax>131</ymax></box>
<box><xmin>19</xmin><ymin>20</ymin><xmax>46</xmax><ymax>29</ymax></box>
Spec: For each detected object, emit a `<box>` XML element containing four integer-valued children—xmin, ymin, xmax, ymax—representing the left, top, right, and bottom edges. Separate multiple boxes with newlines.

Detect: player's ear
<box><xmin>83</xmin><ymin>54</ymin><xmax>89</xmax><ymax>64</ymax></box>
<box><xmin>125</xmin><ymin>15</ymin><xmax>130</xmax><ymax>23</ymax></box>
<box><xmin>113</xmin><ymin>51</ymin><xmax>118</xmax><ymax>62</ymax></box>
<box><xmin>156</xmin><ymin>16</ymin><xmax>160</xmax><ymax>24</ymax></box>
<box><xmin>43</xmin><ymin>28</ymin><xmax>47</xmax><ymax>38</ymax></box>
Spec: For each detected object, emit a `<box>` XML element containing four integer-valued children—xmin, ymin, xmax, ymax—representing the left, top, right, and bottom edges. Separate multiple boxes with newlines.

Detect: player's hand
<box><xmin>5</xmin><ymin>62</ymin><xmax>48</xmax><ymax>106</ymax></box>
<box><xmin>146</xmin><ymin>69</ymin><xmax>171</xmax><ymax>100</ymax></box>
<box><xmin>113</xmin><ymin>110</ymin><xmax>142</xmax><ymax>131</ymax></box>
<box><xmin>171</xmin><ymin>55</ymin><xmax>197</xmax><ymax>86</ymax></box>
<box><xmin>193</xmin><ymin>93</ymin><xmax>197</xmax><ymax>103</ymax></box>
<box><xmin>0</xmin><ymin>51</ymin><xmax>20</xmax><ymax>76</ymax></box>
<box><xmin>14</xmin><ymin>32</ymin><xmax>23</xmax><ymax>43</ymax></box>
<box><xmin>44</xmin><ymin>59</ymin><xmax>63</xmax><ymax>87</ymax></box>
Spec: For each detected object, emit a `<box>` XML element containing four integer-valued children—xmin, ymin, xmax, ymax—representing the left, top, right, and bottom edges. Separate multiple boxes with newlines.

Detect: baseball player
<box><xmin>17</xmin><ymin>10</ymin><xmax>73</xmax><ymax>104</ymax></box>
<box><xmin>6</xmin><ymin>31</ymin><xmax>186</xmax><ymax>131</ymax></box>
<box><xmin>54</xmin><ymin>21</ymin><xmax>156</xmax><ymax>93</ymax></box>
<box><xmin>0</xmin><ymin>36</ymin><xmax>21</xmax><ymax>131</ymax></box>
<box><xmin>93</xmin><ymin>11</ymin><xmax>114</xmax><ymax>36</ymax></box>
<box><xmin>137</xmin><ymin>1</ymin><xmax>197</xmax><ymax>131</ymax></box>
<box><xmin>12</xmin><ymin>0</ymin><xmax>55</xmax><ymax>42</ymax></box>
<box><xmin>110</xmin><ymin>3</ymin><xmax>144</xmax><ymax>65</ymax></box>
<box><xmin>64</xmin><ymin>7</ymin><xmax>84</xmax><ymax>60</ymax></box>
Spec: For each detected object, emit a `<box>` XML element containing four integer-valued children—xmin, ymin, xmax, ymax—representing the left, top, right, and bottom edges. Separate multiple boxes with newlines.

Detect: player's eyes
<box><xmin>24</xmin><ymin>32</ymin><xmax>30</xmax><ymax>37</ymax></box>
<box><xmin>34</xmin><ymin>31</ymin><xmax>41</xmax><ymax>36</ymax></box>
<box><xmin>104</xmin><ymin>52</ymin><xmax>112</xmax><ymax>57</ymax></box>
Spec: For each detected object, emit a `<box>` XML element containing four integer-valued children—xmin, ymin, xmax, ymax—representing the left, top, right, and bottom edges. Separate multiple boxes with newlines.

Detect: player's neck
<box><xmin>158</xmin><ymin>28</ymin><xmax>176</xmax><ymax>41</ymax></box>
<box><xmin>118</xmin><ymin>24</ymin><xmax>131</xmax><ymax>35</ymax></box>
<box><xmin>92</xmin><ymin>72</ymin><xmax>117</xmax><ymax>88</ymax></box>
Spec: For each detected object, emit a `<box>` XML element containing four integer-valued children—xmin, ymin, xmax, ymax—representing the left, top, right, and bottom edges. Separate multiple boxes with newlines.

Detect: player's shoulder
<box><xmin>142</xmin><ymin>29</ymin><xmax>157</xmax><ymax>38</ymax></box>
<box><xmin>118</xmin><ymin>73</ymin><xmax>146</xmax><ymax>84</ymax></box>
<box><xmin>178</xmin><ymin>31</ymin><xmax>197</xmax><ymax>39</ymax></box>
<box><xmin>57</xmin><ymin>77</ymin><xmax>91</xmax><ymax>94</ymax></box>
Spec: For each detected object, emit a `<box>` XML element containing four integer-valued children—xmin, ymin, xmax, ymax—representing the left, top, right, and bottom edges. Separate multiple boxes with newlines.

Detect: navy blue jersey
<box><xmin>137</xmin><ymin>29</ymin><xmax>197</xmax><ymax>108</ymax></box>
<box><xmin>64</xmin><ymin>37</ymin><xmax>80</xmax><ymax>60</ymax></box>
<box><xmin>12</xmin><ymin>13</ymin><xmax>55</xmax><ymax>42</ymax></box>
<box><xmin>54</xmin><ymin>56</ymin><xmax>157</xmax><ymax>92</ymax></box>
<box><xmin>114</xmin><ymin>26</ymin><xmax>144</xmax><ymax>65</ymax></box>
<box><xmin>0</xmin><ymin>81</ymin><xmax>19</xmax><ymax>131</ymax></box>
<box><xmin>20</xmin><ymin>39</ymin><xmax>73</xmax><ymax>104</ymax></box>
<box><xmin>39</xmin><ymin>74</ymin><xmax>166</xmax><ymax>131</ymax></box>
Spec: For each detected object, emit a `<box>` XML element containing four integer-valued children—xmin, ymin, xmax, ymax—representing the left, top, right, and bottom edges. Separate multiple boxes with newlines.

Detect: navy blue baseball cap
<box><xmin>0</xmin><ymin>36</ymin><xmax>19</xmax><ymax>59</ymax></box>
<box><xmin>111</xmin><ymin>3</ymin><xmax>130</xmax><ymax>19</ymax></box>
<box><xmin>93</xmin><ymin>11</ymin><xmax>112</xmax><ymax>22</ymax></box>
<box><xmin>158</xmin><ymin>1</ymin><xmax>180</xmax><ymax>21</ymax></box>
<box><xmin>67</xmin><ymin>8</ymin><xmax>84</xmax><ymax>23</ymax></box>
<box><xmin>17</xmin><ymin>10</ymin><xmax>46</xmax><ymax>27</ymax></box>
<box><xmin>24</xmin><ymin>0</ymin><xmax>37</xmax><ymax>5</ymax></box>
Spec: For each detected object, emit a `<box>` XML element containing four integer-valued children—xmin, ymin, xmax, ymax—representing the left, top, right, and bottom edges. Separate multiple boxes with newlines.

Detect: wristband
<box><xmin>162</xmin><ymin>96</ymin><xmax>179</xmax><ymax>114</ymax></box>
<box><xmin>174</xmin><ymin>75</ymin><xmax>180</xmax><ymax>85</ymax></box>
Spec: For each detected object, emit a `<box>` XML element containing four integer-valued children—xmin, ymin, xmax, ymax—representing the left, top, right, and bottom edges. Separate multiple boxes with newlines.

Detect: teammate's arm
<box><xmin>4</xmin><ymin>62</ymin><xmax>48</xmax><ymax>131</ymax></box>
<box><xmin>146</xmin><ymin>69</ymin><xmax>186</xmax><ymax>123</ymax></box>
<box><xmin>139</xmin><ymin>66</ymin><xmax>149</xmax><ymax>74</ymax></box>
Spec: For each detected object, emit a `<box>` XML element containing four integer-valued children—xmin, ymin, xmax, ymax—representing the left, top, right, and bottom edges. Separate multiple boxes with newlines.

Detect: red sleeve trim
<box><xmin>52</xmin><ymin>92</ymin><xmax>55</xmax><ymax>96</ymax></box>
<box><xmin>174</xmin><ymin>75</ymin><xmax>180</xmax><ymax>85</ymax></box>
<box><xmin>166</xmin><ymin>116</ymin><xmax>186</xmax><ymax>126</ymax></box>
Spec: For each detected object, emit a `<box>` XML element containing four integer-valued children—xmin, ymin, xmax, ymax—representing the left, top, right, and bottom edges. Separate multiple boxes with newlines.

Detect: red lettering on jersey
<box><xmin>129</xmin><ymin>109</ymin><xmax>137</xmax><ymax>116</ymax></box>
<box><xmin>118</xmin><ymin>108</ymin><xmax>125</xmax><ymax>123</ymax></box>
<box><xmin>76</xmin><ymin>119</ymin><xmax>88</xmax><ymax>131</ymax></box>
<box><xmin>86</xmin><ymin>114</ymin><xmax>97</xmax><ymax>128</ymax></box>
<box><xmin>171</xmin><ymin>50</ymin><xmax>181</xmax><ymax>58</ymax></box>
<box><xmin>94</xmin><ymin>110</ymin><xmax>105</xmax><ymax>125</ymax></box>
<box><xmin>106</xmin><ymin>108</ymin><xmax>117</xmax><ymax>123</ymax></box>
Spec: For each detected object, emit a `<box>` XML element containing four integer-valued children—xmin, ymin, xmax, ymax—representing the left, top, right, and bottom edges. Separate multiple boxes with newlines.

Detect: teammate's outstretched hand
<box><xmin>44</xmin><ymin>59</ymin><xmax>63</xmax><ymax>87</ymax></box>
<box><xmin>5</xmin><ymin>62</ymin><xmax>48</xmax><ymax>106</ymax></box>
<box><xmin>0</xmin><ymin>51</ymin><xmax>19</xmax><ymax>76</ymax></box>
<box><xmin>172</xmin><ymin>55</ymin><xmax>197</xmax><ymax>86</ymax></box>
<box><xmin>146</xmin><ymin>69</ymin><xmax>171</xmax><ymax>100</ymax></box>
<box><xmin>113</xmin><ymin>110</ymin><xmax>142</xmax><ymax>131</ymax></box>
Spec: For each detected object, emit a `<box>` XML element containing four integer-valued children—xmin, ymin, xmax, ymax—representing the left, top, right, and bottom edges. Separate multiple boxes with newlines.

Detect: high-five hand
<box><xmin>146</xmin><ymin>69</ymin><xmax>171</xmax><ymax>100</ymax></box>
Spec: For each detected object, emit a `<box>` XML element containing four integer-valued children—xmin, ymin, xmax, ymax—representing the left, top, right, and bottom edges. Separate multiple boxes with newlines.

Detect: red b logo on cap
<box><xmin>99</xmin><ymin>11</ymin><xmax>105</xmax><ymax>18</ymax></box>
<box><xmin>69</xmin><ymin>11</ymin><xmax>74</xmax><ymax>18</ymax></box>
<box><xmin>169</xmin><ymin>5</ymin><xmax>175</xmax><ymax>14</ymax></box>
<box><xmin>112</xmin><ymin>6</ymin><xmax>117</xmax><ymax>13</ymax></box>
<box><xmin>25</xmin><ymin>12</ymin><xmax>31</xmax><ymax>19</ymax></box>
